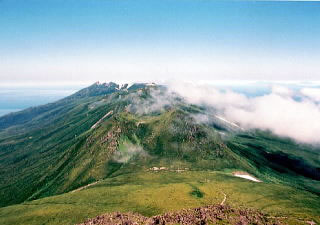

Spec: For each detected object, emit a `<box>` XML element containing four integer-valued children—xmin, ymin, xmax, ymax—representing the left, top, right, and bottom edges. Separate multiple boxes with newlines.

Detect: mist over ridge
<box><xmin>166</xmin><ymin>81</ymin><xmax>320</xmax><ymax>144</ymax></box>
<box><xmin>2</xmin><ymin>80</ymin><xmax>320</xmax><ymax>144</ymax></box>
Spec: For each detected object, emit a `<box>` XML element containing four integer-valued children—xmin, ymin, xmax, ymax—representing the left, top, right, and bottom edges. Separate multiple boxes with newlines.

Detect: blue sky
<box><xmin>0</xmin><ymin>0</ymin><xmax>320</xmax><ymax>84</ymax></box>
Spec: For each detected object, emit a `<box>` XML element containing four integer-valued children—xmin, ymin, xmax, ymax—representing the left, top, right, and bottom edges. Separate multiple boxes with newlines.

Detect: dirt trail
<box><xmin>71</xmin><ymin>181</ymin><xmax>100</xmax><ymax>193</ymax></box>
<box><xmin>220</xmin><ymin>192</ymin><xmax>227</xmax><ymax>205</ymax></box>
<box><xmin>91</xmin><ymin>110</ymin><xmax>113</xmax><ymax>129</ymax></box>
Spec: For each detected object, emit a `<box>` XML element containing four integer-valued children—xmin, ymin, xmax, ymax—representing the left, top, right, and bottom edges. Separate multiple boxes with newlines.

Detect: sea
<box><xmin>0</xmin><ymin>85</ymin><xmax>85</xmax><ymax>117</ymax></box>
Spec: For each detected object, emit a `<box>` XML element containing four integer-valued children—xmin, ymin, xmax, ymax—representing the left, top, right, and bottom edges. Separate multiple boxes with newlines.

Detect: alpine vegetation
<box><xmin>0</xmin><ymin>82</ymin><xmax>319</xmax><ymax>225</ymax></box>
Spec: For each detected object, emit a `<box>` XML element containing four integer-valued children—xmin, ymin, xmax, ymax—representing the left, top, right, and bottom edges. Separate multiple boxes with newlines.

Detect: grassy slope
<box><xmin>0</xmin><ymin>84</ymin><xmax>127</xmax><ymax>206</ymax></box>
<box><xmin>0</xmin><ymin>171</ymin><xmax>319</xmax><ymax>225</ymax></box>
<box><xmin>0</xmin><ymin>95</ymin><xmax>114</xmax><ymax>206</ymax></box>
<box><xmin>227</xmin><ymin>131</ymin><xmax>320</xmax><ymax>195</ymax></box>
<box><xmin>0</xmin><ymin>84</ymin><xmax>320</xmax><ymax>224</ymax></box>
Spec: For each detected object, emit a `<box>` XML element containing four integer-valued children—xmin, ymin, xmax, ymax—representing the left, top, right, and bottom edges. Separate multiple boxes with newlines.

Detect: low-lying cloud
<box><xmin>301</xmin><ymin>88</ymin><xmax>320</xmax><ymax>102</ymax></box>
<box><xmin>168</xmin><ymin>82</ymin><xmax>320</xmax><ymax>144</ymax></box>
<box><xmin>127</xmin><ymin>88</ymin><xmax>179</xmax><ymax>115</ymax></box>
<box><xmin>113</xmin><ymin>143</ymin><xmax>148</xmax><ymax>163</ymax></box>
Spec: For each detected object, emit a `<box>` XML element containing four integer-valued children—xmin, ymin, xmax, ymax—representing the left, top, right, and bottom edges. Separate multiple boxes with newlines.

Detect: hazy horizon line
<box><xmin>1</xmin><ymin>79</ymin><xmax>320</xmax><ymax>88</ymax></box>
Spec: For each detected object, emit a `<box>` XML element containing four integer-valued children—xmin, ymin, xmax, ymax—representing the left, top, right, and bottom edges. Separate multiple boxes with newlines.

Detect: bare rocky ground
<box><xmin>77</xmin><ymin>204</ymin><xmax>287</xmax><ymax>225</ymax></box>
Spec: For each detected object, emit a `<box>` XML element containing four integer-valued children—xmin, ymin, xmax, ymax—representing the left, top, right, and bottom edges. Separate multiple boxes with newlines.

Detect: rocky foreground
<box><xmin>78</xmin><ymin>204</ymin><xmax>286</xmax><ymax>225</ymax></box>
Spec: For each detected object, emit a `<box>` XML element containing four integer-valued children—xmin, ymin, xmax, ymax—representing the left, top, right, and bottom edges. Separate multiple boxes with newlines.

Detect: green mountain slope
<box><xmin>0</xmin><ymin>171</ymin><xmax>319</xmax><ymax>225</ymax></box>
<box><xmin>0</xmin><ymin>82</ymin><xmax>319</xmax><ymax>224</ymax></box>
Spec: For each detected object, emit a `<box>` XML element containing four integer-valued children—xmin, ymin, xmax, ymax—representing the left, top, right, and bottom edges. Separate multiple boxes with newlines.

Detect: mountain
<box><xmin>0</xmin><ymin>82</ymin><xmax>319</xmax><ymax>225</ymax></box>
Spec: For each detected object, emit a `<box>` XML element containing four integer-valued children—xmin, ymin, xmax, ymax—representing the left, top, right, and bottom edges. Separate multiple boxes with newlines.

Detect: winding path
<box><xmin>220</xmin><ymin>192</ymin><xmax>227</xmax><ymax>205</ymax></box>
<box><xmin>71</xmin><ymin>181</ymin><xmax>100</xmax><ymax>193</ymax></box>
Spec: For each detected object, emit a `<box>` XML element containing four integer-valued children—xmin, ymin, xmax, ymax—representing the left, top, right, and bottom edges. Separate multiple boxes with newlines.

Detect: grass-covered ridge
<box><xmin>0</xmin><ymin>171</ymin><xmax>319</xmax><ymax>225</ymax></box>
<box><xmin>0</xmin><ymin>82</ymin><xmax>319</xmax><ymax>224</ymax></box>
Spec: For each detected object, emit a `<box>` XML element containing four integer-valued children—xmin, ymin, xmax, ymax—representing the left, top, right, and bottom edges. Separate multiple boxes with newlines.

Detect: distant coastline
<box><xmin>0</xmin><ymin>86</ymin><xmax>82</xmax><ymax>117</ymax></box>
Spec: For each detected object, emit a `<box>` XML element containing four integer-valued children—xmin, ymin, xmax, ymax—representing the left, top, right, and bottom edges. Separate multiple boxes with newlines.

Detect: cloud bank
<box><xmin>168</xmin><ymin>82</ymin><xmax>320</xmax><ymax>144</ymax></box>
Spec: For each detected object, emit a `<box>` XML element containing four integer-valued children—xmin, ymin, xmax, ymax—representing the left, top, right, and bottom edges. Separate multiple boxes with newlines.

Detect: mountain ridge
<box><xmin>0</xmin><ymin>82</ymin><xmax>319</xmax><ymax>224</ymax></box>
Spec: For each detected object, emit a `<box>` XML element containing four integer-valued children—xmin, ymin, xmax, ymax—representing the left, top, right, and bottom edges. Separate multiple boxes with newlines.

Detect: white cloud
<box><xmin>113</xmin><ymin>143</ymin><xmax>148</xmax><ymax>163</ymax></box>
<box><xmin>225</xmin><ymin>94</ymin><xmax>320</xmax><ymax>144</ymax></box>
<box><xmin>126</xmin><ymin>88</ymin><xmax>179</xmax><ymax>115</ymax></box>
<box><xmin>271</xmin><ymin>85</ymin><xmax>293</xmax><ymax>97</ymax></box>
<box><xmin>301</xmin><ymin>88</ymin><xmax>320</xmax><ymax>102</ymax></box>
<box><xmin>168</xmin><ymin>82</ymin><xmax>320</xmax><ymax>144</ymax></box>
